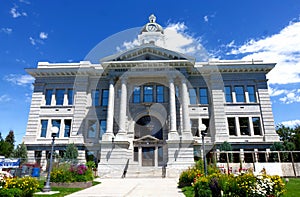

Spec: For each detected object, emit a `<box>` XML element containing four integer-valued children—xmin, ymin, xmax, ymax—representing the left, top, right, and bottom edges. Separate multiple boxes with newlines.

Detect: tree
<box><xmin>5</xmin><ymin>130</ymin><xmax>15</xmax><ymax>145</ymax></box>
<box><xmin>63</xmin><ymin>143</ymin><xmax>78</xmax><ymax>163</ymax></box>
<box><xmin>12</xmin><ymin>142</ymin><xmax>28</xmax><ymax>165</ymax></box>
<box><xmin>0</xmin><ymin>131</ymin><xmax>14</xmax><ymax>157</ymax></box>
<box><xmin>219</xmin><ymin>141</ymin><xmax>233</xmax><ymax>162</ymax></box>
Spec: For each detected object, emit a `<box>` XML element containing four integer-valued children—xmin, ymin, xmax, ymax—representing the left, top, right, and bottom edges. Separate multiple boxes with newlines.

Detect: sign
<box><xmin>0</xmin><ymin>158</ymin><xmax>20</xmax><ymax>169</ymax></box>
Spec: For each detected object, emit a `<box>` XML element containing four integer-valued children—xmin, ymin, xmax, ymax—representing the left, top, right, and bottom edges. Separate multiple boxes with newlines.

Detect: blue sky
<box><xmin>1</xmin><ymin>0</ymin><xmax>300</xmax><ymax>145</ymax></box>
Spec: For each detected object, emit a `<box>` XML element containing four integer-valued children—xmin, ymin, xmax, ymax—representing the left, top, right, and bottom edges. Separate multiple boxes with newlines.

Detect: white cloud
<box><xmin>19</xmin><ymin>0</ymin><xmax>31</xmax><ymax>4</ymax></box>
<box><xmin>29</xmin><ymin>37</ymin><xmax>36</xmax><ymax>45</ymax></box>
<box><xmin>1</xmin><ymin>28</ymin><xmax>13</xmax><ymax>34</ymax></box>
<box><xmin>0</xmin><ymin>95</ymin><xmax>11</xmax><ymax>103</ymax></box>
<box><xmin>279</xmin><ymin>91</ymin><xmax>300</xmax><ymax>104</ymax></box>
<box><xmin>204</xmin><ymin>16</ymin><xmax>209</xmax><ymax>22</ymax></box>
<box><xmin>281</xmin><ymin>119</ymin><xmax>300</xmax><ymax>128</ymax></box>
<box><xmin>117</xmin><ymin>22</ymin><xmax>209</xmax><ymax>61</ymax></box>
<box><xmin>3</xmin><ymin>74</ymin><xmax>34</xmax><ymax>86</ymax></box>
<box><xmin>39</xmin><ymin>32</ymin><xmax>48</xmax><ymax>39</ymax></box>
<box><xmin>228</xmin><ymin>21</ymin><xmax>300</xmax><ymax>85</ymax></box>
<box><xmin>10</xmin><ymin>6</ymin><xmax>27</xmax><ymax>18</ymax></box>
<box><xmin>268</xmin><ymin>87</ymin><xmax>288</xmax><ymax>97</ymax></box>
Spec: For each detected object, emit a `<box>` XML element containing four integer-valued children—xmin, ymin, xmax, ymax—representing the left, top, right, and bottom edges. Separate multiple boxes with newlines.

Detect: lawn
<box><xmin>33</xmin><ymin>181</ymin><xmax>101</xmax><ymax>197</ymax></box>
<box><xmin>181</xmin><ymin>178</ymin><xmax>300</xmax><ymax>197</ymax></box>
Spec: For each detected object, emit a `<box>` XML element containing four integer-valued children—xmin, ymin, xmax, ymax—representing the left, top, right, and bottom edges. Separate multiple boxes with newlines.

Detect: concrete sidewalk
<box><xmin>65</xmin><ymin>178</ymin><xmax>185</xmax><ymax>197</ymax></box>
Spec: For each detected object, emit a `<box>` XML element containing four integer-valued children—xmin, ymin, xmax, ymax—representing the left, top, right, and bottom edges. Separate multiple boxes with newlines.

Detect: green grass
<box><xmin>283</xmin><ymin>178</ymin><xmax>300</xmax><ymax>197</ymax></box>
<box><xmin>181</xmin><ymin>178</ymin><xmax>300</xmax><ymax>197</ymax></box>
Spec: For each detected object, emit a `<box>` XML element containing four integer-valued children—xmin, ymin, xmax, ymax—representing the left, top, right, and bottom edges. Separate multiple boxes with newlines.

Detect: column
<box><xmin>181</xmin><ymin>78</ymin><xmax>192</xmax><ymax>140</ymax></box>
<box><xmin>116</xmin><ymin>77</ymin><xmax>128</xmax><ymax>140</ymax></box>
<box><xmin>102</xmin><ymin>79</ymin><xmax>115</xmax><ymax>141</ymax></box>
<box><xmin>168</xmin><ymin>77</ymin><xmax>178</xmax><ymax>140</ymax></box>
<box><xmin>155</xmin><ymin>146</ymin><xmax>158</xmax><ymax>167</ymax></box>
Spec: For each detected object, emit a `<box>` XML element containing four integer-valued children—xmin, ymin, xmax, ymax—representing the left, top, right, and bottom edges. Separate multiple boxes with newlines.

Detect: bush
<box><xmin>178</xmin><ymin>167</ymin><xmax>202</xmax><ymax>188</ymax></box>
<box><xmin>3</xmin><ymin>176</ymin><xmax>39</xmax><ymax>197</ymax></box>
<box><xmin>0</xmin><ymin>188</ymin><xmax>22</xmax><ymax>197</ymax></box>
<box><xmin>194</xmin><ymin>176</ymin><xmax>212</xmax><ymax>197</ymax></box>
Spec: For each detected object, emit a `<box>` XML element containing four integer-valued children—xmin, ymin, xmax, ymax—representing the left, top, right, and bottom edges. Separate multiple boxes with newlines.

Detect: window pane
<box><xmin>189</xmin><ymin>88</ymin><xmax>197</xmax><ymax>104</ymax></box>
<box><xmin>239</xmin><ymin>117</ymin><xmax>250</xmax><ymax>135</ymax></box>
<box><xmin>227</xmin><ymin>118</ymin><xmax>236</xmax><ymax>135</ymax></box>
<box><xmin>99</xmin><ymin>120</ymin><xmax>107</xmax><ymax>140</ymax></box>
<box><xmin>224</xmin><ymin>86</ymin><xmax>232</xmax><ymax>102</ymax></box>
<box><xmin>40</xmin><ymin>120</ymin><xmax>48</xmax><ymax>137</ymax></box>
<box><xmin>133</xmin><ymin>86</ymin><xmax>141</xmax><ymax>103</ymax></box>
<box><xmin>144</xmin><ymin>86</ymin><xmax>153</xmax><ymax>102</ymax></box>
<box><xmin>156</xmin><ymin>86</ymin><xmax>164</xmax><ymax>103</ymax></box>
<box><xmin>67</xmin><ymin>89</ymin><xmax>74</xmax><ymax>105</ymax></box>
<box><xmin>252</xmin><ymin>117</ymin><xmax>261</xmax><ymax>135</ymax></box>
<box><xmin>55</xmin><ymin>89</ymin><xmax>65</xmax><ymax>105</ymax></box>
<box><xmin>88</xmin><ymin>120</ymin><xmax>97</xmax><ymax>138</ymax></box>
<box><xmin>64</xmin><ymin>119</ymin><xmax>72</xmax><ymax>137</ymax></box>
<box><xmin>235</xmin><ymin>86</ymin><xmax>245</xmax><ymax>102</ymax></box>
<box><xmin>247</xmin><ymin>86</ymin><xmax>256</xmax><ymax>102</ymax></box>
<box><xmin>45</xmin><ymin>89</ymin><xmax>53</xmax><ymax>105</ymax></box>
<box><xmin>200</xmin><ymin>88</ymin><xmax>208</xmax><ymax>104</ymax></box>
<box><xmin>102</xmin><ymin>89</ymin><xmax>109</xmax><ymax>106</ymax></box>
<box><xmin>92</xmin><ymin>90</ymin><xmax>100</xmax><ymax>106</ymax></box>
<box><xmin>52</xmin><ymin>120</ymin><xmax>61</xmax><ymax>138</ymax></box>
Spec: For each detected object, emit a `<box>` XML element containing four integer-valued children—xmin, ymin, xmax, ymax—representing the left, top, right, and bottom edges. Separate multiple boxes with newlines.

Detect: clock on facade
<box><xmin>146</xmin><ymin>23</ymin><xmax>158</xmax><ymax>32</ymax></box>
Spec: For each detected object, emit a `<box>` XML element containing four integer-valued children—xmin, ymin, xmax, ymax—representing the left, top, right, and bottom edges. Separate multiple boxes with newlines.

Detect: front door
<box><xmin>142</xmin><ymin>147</ymin><xmax>155</xmax><ymax>166</ymax></box>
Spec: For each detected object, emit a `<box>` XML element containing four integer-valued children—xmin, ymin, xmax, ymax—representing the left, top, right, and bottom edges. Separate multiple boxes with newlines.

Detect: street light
<box><xmin>43</xmin><ymin>126</ymin><xmax>59</xmax><ymax>192</ymax></box>
<box><xmin>199</xmin><ymin>123</ymin><xmax>207</xmax><ymax>176</ymax></box>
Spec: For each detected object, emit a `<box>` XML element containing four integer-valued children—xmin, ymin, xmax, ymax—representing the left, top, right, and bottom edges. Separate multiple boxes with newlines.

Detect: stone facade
<box><xmin>23</xmin><ymin>15</ymin><xmax>279</xmax><ymax>177</ymax></box>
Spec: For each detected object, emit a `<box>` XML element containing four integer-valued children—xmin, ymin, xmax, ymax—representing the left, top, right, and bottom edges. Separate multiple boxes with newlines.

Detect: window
<box><xmin>99</xmin><ymin>120</ymin><xmax>107</xmax><ymax>140</ymax></box>
<box><xmin>190</xmin><ymin>119</ymin><xmax>199</xmax><ymax>136</ymax></box>
<box><xmin>133</xmin><ymin>86</ymin><xmax>141</xmax><ymax>103</ymax></box>
<box><xmin>235</xmin><ymin>86</ymin><xmax>245</xmax><ymax>102</ymax></box>
<box><xmin>92</xmin><ymin>90</ymin><xmax>100</xmax><ymax>106</ymax></box>
<box><xmin>101</xmin><ymin>89</ymin><xmax>109</xmax><ymax>106</ymax></box>
<box><xmin>189</xmin><ymin>88</ymin><xmax>197</xmax><ymax>104</ymax></box>
<box><xmin>252</xmin><ymin>117</ymin><xmax>261</xmax><ymax>135</ymax></box>
<box><xmin>199</xmin><ymin>88</ymin><xmax>209</xmax><ymax>104</ymax></box>
<box><xmin>88</xmin><ymin>120</ymin><xmax>97</xmax><ymax>138</ymax></box>
<box><xmin>227</xmin><ymin>118</ymin><xmax>236</xmax><ymax>135</ymax></box>
<box><xmin>52</xmin><ymin>120</ymin><xmax>61</xmax><ymax>138</ymax></box>
<box><xmin>144</xmin><ymin>86</ymin><xmax>153</xmax><ymax>102</ymax></box>
<box><xmin>64</xmin><ymin>119</ymin><xmax>72</xmax><ymax>137</ymax></box>
<box><xmin>239</xmin><ymin>117</ymin><xmax>250</xmax><ymax>135</ymax></box>
<box><xmin>45</xmin><ymin>89</ymin><xmax>53</xmax><ymax>105</ymax></box>
<box><xmin>156</xmin><ymin>85</ymin><xmax>164</xmax><ymax>103</ymax></box>
<box><xmin>40</xmin><ymin>120</ymin><xmax>48</xmax><ymax>137</ymax></box>
<box><xmin>247</xmin><ymin>86</ymin><xmax>256</xmax><ymax>102</ymax></box>
<box><xmin>224</xmin><ymin>86</ymin><xmax>232</xmax><ymax>102</ymax></box>
<box><xmin>67</xmin><ymin>89</ymin><xmax>74</xmax><ymax>105</ymax></box>
<box><xmin>55</xmin><ymin>89</ymin><xmax>65</xmax><ymax>105</ymax></box>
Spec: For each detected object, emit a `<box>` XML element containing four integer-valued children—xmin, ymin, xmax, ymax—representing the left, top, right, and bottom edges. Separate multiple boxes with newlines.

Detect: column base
<box><xmin>102</xmin><ymin>133</ymin><xmax>114</xmax><ymax>141</ymax></box>
<box><xmin>168</xmin><ymin>131</ymin><xmax>179</xmax><ymax>140</ymax></box>
<box><xmin>115</xmin><ymin>132</ymin><xmax>128</xmax><ymax>141</ymax></box>
<box><xmin>182</xmin><ymin>131</ymin><xmax>193</xmax><ymax>140</ymax></box>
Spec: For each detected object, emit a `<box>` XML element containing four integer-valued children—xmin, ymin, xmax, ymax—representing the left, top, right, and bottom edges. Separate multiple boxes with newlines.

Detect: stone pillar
<box><xmin>116</xmin><ymin>77</ymin><xmax>128</xmax><ymax>141</ymax></box>
<box><xmin>139</xmin><ymin>146</ymin><xmax>142</xmax><ymax>167</ymax></box>
<box><xmin>181</xmin><ymin>78</ymin><xmax>192</xmax><ymax>140</ymax></box>
<box><xmin>103</xmin><ymin>79</ymin><xmax>115</xmax><ymax>141</ymax></box>
<box><xmin>155</xmin><ymin>146</ymin><xmax>158</xmax><ymax>167</ymax></box>
<box><xmin>168</xmin><ymin>77</ymin><xmax>178</xmax><ymax>140</ymax></box>
<box><xmin>254</xmin><ymin>148</ymin><xmax>258</xmax><ymax>163</ymax></box>
<box><xmin>41</xmin><ymin>150</ymin><xmax>47</xmax><ymax>172</ymax></box>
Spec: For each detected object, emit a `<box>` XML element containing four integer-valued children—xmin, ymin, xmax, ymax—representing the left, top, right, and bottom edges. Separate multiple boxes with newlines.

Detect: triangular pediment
<box><xmin>134</xmin><ymin>135</ymin><xmax>160</xmax><ymax>142</ymax></box>
<box><xmin>100</xmin><ymin>44</ymin><xmax>195</xmax><ymax>63</ymax></box>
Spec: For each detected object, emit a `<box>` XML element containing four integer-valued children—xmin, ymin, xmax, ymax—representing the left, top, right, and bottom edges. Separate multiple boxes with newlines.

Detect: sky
<box><xmin>1</xmin><ymin>0</ymin><xmax>300</xmax><ymax>145</ymax></box>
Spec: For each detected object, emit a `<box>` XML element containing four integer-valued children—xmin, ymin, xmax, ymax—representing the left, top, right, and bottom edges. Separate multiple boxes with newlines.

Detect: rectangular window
<box><xmin>252</xmin><ymin>117</ymin><xmax>261</xmax><ymax>135</ymax></box>
<box><xmin>239</xmin><ymin>117</ymin><xmax>250</xmax><ymax>135</ymax></box>
<box><xmin>101</xmin><ymin>89</ymin><xmax>109</xmax><ymax>106</ymax></box>
<box><xmin>88</xmin><ymin>120</ymin><xmax>97</xmax><ymax>138</ymax></box>
<box><xmin>227</xmin><ymin>118</ymin><xmax>236</xmax><ymax>135</ymax></box>
<box><xmin>99</xmin><ymin>120</ymin><xmax>107</xmax><ymax>140</ymax></box>
<box><xmin>67</xmin><ymin>89</ymin><xmax>74</xmax><ymax>105</ymax></box>
<box><xmin>45</xmin><ymin>89</ymin><xmax>53</xmax><ymax>105</ymax></box>
<box><xmin>40</xmin><ymin>120</ymin><xmax>48</xmax><ymax>137</ymax></box>
<box><xmin>144</xmin><ymin>86</ymin><xmax>153</xmax><ymax>102</ymax></box>
<box><xmin>190</xmin><ymin>119</ymin><xmax>199</xmax><ymax>136</ymax></box>
<box><xmin>64</xmin><ymin>119</ymin><xmax>72</xmax><ymax>137</ymax></box>
<box><xmin>92</xmin><ymin>90</ymin><xmax>100</xmax><ymax>106</ymax></box>
<box><xmin>52</xmin><ymin>119</ymin><xmax>61</xmax><ymax>138</ymax></box>
<box><xmin>133</xmin><ymin>86</ymin><xmax>141</xmax><ymax>103</ymax></box>
<box><xmin>189</xmin><ymin>88</ymin><xmax>197</xmax><ymax>104</ymax></box>
<box><xmin>156</xmin><ymin>86</ymin><xmax>164</xmax><ymax>103</ymax></box>
<box><xmin>235</xmin><ymin>86</ymin><xmax>245</xmax><ymax>102</ymax></box>
<box><xmin>247</xmin><ymin>86</ymin><xmax>256</xmax><ymax>102</ymax></box>
<box><xmin>224</xmin><ymin>86</ymin><xmax>233</xmax><ymax>102</ymax></box>
<box><xmin>199</xmin><ymin>88</ymin><xmax>209</xmax><ymax>104</ymax></box>
<box><xmin>55</xmin><ymin>89</ymin><xmax>65</xmax><ymax>105</ymax></box>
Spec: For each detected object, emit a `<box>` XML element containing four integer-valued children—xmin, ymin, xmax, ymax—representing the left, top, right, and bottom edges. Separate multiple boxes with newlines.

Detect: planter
<box><xmin>50</xmin><ymin>181</ymin><xmax>92</xmax><ymax>188</ymax></box>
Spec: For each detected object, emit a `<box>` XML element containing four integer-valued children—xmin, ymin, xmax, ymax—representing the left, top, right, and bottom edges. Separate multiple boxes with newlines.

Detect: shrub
<box><xmin>194</xmin><ymin>176</ymin><xmax>212</xmax><ymax>197</ymax></box>
<box><xmin>4</xmin><ymin>176</ymin><xmax>39</xmax><ymax>197</ymax></box>
<box><xmin>86</xmin><ymin>161</ymin><xmax>96</xmax><ymax>169</ymax></box>
<box><xmin>178</xmin><ymin>167</ymin><xmax>202</xmax><ymax>188</ymax></box>
<box><xmin>0</xmin><ymin>188</ymin><xmax>22</xmax><ymax>197</ymax></box>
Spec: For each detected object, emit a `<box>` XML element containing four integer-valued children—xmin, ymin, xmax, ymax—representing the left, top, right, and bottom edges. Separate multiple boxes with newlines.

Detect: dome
<box><xmin>140</xmin><ymin>14</ymin><xmax>164</xmax><ymax>34</ymax></box>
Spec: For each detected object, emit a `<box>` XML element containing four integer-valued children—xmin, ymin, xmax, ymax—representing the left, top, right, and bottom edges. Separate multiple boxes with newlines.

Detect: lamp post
<box><xmin>43</xmin><ymin>126</ymin><xmax>59</xmax><ymax>192</ymax></box>
<box><xmin>199</xmin><ymin>124</ymin><xmax>207</xmax><ymax>176</ymax></box>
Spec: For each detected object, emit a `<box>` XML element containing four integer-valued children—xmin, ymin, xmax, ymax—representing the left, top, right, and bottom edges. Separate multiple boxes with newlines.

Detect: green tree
<box><xmin>12</xmin><ymin>142</ymin><xmax>28</xmax><ymax>165</ymax></box>
<box><xmin>63</xmin><ymin>143</ymin><xmax>78</xmax><ymax>163</ymax></box>
<box><xmin>5</xmin><ymin>130</ymin><xmax>15</xmax><ymax>145</ymax></box>
<box><xmin>0</xmin><ymin>131</ymin><xmax>14</xmax><ymax>157</ymax></box>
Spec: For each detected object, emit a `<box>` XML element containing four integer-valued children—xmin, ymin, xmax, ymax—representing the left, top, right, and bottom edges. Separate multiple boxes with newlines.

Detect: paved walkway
<box><xmin>65</xmin><ymin>178</ymin><xmax>185</xmax><ymax>197</ymax></box>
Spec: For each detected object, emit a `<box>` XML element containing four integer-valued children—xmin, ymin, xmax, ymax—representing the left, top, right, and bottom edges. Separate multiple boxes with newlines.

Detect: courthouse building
<box><xmin>23</xmin><ymin>15</ymin><xmax>279</xmax><ymax>177</ymax></box>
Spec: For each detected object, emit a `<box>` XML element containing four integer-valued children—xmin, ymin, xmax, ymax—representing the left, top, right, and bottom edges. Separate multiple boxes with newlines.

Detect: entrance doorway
<box><xmin>142</xmin><ymin>147</ymin><xmax>155</xmax><ymax>166</ymax></box>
